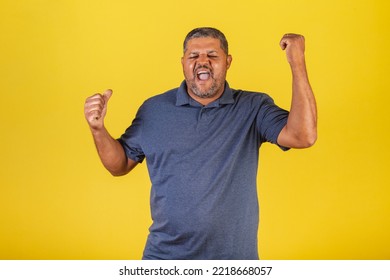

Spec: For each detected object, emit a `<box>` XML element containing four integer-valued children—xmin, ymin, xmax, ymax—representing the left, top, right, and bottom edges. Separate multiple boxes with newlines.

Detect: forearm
<box><xmin>85</xmin><ymin>90</ymin><xmax>137</xmax><ymax>176</ymax></box>
<box><xmin>90</xmin><ymin>127</ymin><xmax>130</xmax><ymax>176</ymax></box>
<box><xmin>286</xmin><ymin>61</ymin><xmax>317</xmax><ymax>146</ymax></box>
<box><xmin>277</xmin><ymin>34</ymin><xmax>317</xmax><ymax>148</ymax></box>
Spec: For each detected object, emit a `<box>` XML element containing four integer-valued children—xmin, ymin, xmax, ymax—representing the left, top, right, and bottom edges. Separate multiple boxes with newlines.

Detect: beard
<box><xmin>185</xmin><ymin>66</ymin><xmax>226</xmax><ymax>99</ymax></box>
<box><xmin>188</xmin><ymin>78</ymin><xmax>220</xmax><ymax>99</ymax></box>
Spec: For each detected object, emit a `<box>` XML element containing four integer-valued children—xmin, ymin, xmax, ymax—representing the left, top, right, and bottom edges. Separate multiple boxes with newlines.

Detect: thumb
<box><xmin>103</xmin><ymin>89</ymin><xmax>113</xmax><ymax>104</ymax></box>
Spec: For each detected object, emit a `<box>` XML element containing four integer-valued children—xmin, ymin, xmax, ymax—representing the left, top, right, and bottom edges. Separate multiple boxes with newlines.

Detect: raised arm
<box><xmin>84</xmin><ymin>89</ymin><xmax>138</xmax><ymax>176</ymax></box>
<box><xmin>277</xmin><ymin>34</ymin><xmax>317</xmax><ymax>149</ymax></box>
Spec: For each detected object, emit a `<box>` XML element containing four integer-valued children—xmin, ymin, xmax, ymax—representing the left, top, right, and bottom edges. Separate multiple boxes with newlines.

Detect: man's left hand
<box><xmin>280</xmin><ymin>33</ymin><xmax>306</xmax><ymax>67</ymax></box>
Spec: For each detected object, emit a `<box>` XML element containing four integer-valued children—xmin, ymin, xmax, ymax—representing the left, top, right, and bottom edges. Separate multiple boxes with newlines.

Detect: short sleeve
<box><xmin>118</xmin><ymin>106</ymin><xmax>145</xmax><ymax>163</ymax></box>
<box><xmin>256</xmin><ymin>94</ymin><xmax>290</xmax><ymax>151</ymax></box>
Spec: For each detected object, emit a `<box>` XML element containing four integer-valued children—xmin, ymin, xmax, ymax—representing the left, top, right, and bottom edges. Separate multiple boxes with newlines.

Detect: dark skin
<box><xmin>84</xmin><ymin>33</ymin><xmax>317</xmax><ymax>176</ymax></box>
<box><xmin>181</xmin><ymin>37</ymin><xmax>232</xmax><ymax>105</ymax></box>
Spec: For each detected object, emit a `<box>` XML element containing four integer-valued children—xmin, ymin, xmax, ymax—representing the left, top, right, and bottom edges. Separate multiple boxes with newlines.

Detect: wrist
<box><xmin>290</xmin><ymin>58</ymin><xmax>308</xmax><ymax>74</ymax></box>
<box><xmin>90</xmin><ymin>125</ymin><xmax>107</xmax><ymax>136</ymax></box>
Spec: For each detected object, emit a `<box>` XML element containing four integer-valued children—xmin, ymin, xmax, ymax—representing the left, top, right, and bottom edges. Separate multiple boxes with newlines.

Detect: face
<box><xmin>181</xmin><ymin>37</ymin><xmax>232</xmax><ymax>101</ymax></box>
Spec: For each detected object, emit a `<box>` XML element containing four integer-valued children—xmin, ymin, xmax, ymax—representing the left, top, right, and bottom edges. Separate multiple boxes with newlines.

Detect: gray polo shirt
<box><xmin>119</xmin><ymin>81</ymin><xmax>289</xmax><ymax>259</ymax></box>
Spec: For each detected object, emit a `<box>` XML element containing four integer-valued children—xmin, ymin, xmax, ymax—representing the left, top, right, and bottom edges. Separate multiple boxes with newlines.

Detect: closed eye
<box><xmin>207</xmin><ymin>51</ymin><xmax>218</xmax><ymax>57</ymax></box>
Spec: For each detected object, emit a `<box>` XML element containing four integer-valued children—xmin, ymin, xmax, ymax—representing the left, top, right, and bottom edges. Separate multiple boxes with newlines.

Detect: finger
<box><xmin>86</xmin><ymin>93</ymin><xmax>103</xmax><ymax>101</ymax></box>
<box><xmin>85</xmin><ymin>95</ymin><xmax>104</xmax><ymax>110</ymax></box>
<box><xmin>85</xmin><ymin>108</ymin><xmax>103</xmax><ymax>121</ymax></box>
<box><xmin>84</xmin><ymin>90</ymin><xmax>113</xmax><ymax>122</ymax></box>
<box><xmin>85</xmin><ymin>104</ymin><xmax>104</xmax><ymax>122</ymax></box>
<box><xmin>85</xmin><ymin>98</ymin><xmax>104</xmax><ymax>107</ymax></box>
<box><xmin>103</xmin><ymin>89</ymin><xmax>113</xmax><ymax>103</ymax></box>
<box><xmin>280</xmin><ymin>38</ymin><xmax>288</xmax><ymax>50</ymax></box>
<box><xmin>85</xmin><ymin>97</ymin><xmax>104</xmax><ymax>117</ymax></box>
<box><xmin>87</xmin><ymin>110</ymin><xmax>101</xmax><ymax>121</ymax></box>
<box><xmin>86</xmin><ymin>103</ymin><xmax>104</xmax><ymax>113</ymax></box>
<box><xmin>85</xmin><ymin>94</ymin><xmax>107</xmax><ymax>112</ymax></box>
<box><xmin>280</xmin><ymin>34</ymin><xmax>290</xmax><ymax>50</ymax></box>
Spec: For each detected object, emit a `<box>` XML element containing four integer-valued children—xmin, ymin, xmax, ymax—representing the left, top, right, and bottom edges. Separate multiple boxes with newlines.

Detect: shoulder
<box><xmin>144</xmin><ymin>87</ymin><xmax>177</xmax><ymax>104</ymax></box>
<box><xmin>232</xmin><ymin>89</ymin><xmax>275</xmax><ymax>107</ymax></box>
<box><xmin>139</xmin><ymin>87</ymin><xmax>178</xmax><ymax>111</ymax></box>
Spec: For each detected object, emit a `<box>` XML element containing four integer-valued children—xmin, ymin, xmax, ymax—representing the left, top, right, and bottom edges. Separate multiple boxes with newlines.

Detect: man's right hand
<box><xmin>84</xmin><ymin>89</ymin><xmax>137</xmax><ymax>176</ymax></box>
<box><xmin>84</xmin><ymin>89</ymin><xmax>113</xmax><ymax>130</ymax></box>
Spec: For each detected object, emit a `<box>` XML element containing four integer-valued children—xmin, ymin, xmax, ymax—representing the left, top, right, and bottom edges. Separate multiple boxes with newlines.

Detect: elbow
<box><xmin>109</xmin><ymin>170</ymin><xmax>128</xmax><ymax>177</ymax></box>
<box><xmin>278</xmin><ymin>126</ymin><xmax>317</xmax><ymax>149</ymax></box>
<box><xmin>106</xmin><ymin>158</ymin><xmax>137</xmax><ymax>177</ymax></box>
<box><xmin>299</xmin><ymin>131</ymin><xmax>317</xmax><ymax>148</ymax></box>
<box><xmin>105</xmin><ymin>165</ymin><xmax>130</xmax><ymax>177</ymax></box>
<box><xmin>302</xmin><ymin>138</ymin><xmax>316</xmax><ymax>148</ymax></box>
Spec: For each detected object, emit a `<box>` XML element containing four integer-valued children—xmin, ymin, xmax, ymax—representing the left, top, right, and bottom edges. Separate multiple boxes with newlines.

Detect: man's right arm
<box><xmin>84</xmin><ymin>89</ymin><xmax>138</xmax><ymax>176</ymax></box>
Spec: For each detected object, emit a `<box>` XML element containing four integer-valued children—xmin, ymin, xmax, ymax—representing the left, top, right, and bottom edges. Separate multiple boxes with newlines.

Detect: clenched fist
<box><xmin>84</xmin><ymin>89</ymin><xmax>113</xmax><ymax>130</ymax></box>
<box><xmin>280</xmin><ymin>33</ymin><xmax>306</xmax><ymax>67</ymax></box>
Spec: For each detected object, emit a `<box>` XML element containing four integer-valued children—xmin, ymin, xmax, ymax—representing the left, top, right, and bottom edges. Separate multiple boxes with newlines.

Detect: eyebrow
<box><xmin>189</xmin><ymin>50</ymin><xmax>219</xmax><ymax>55</ymax></box>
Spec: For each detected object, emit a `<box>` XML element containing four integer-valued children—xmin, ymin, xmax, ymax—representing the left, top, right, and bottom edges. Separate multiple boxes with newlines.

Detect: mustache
<box><xmin>194</xmin><ymin>64</ymin><xmax>213</xmax><ymax>75</ymax></box>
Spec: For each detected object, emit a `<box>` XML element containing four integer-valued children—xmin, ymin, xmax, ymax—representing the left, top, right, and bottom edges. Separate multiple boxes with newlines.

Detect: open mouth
<box><xmin>196</xmin><ymin>69</ymin><xmax>212</xmax><ymax>81</ymax></box>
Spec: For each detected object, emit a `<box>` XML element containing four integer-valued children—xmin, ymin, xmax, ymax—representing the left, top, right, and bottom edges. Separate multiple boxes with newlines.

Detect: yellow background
<box><xmin>1</xmin><ymin>0</ymin><xmax>389</xmax><ymax>259</ymax></box>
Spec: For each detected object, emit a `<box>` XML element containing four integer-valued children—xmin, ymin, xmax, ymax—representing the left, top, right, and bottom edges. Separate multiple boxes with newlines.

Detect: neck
<box><xmin>186</xmin><ymin>84</ymin><xmax>226</xmax><ymax>106</ymax></box>
<box><xmin>187</xmin><ymin>92</ymin><xmax>223</xmax><ymax>106</ymax></box>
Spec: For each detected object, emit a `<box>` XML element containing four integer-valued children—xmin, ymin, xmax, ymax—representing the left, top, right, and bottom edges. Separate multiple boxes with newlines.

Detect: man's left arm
<box><xmin>277</xmin><ymin>33</ymin><xmax>317</xmax><ymax>148</ymax></box>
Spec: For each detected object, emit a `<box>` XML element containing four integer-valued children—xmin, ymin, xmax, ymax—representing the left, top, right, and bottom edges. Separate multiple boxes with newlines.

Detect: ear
<box><xmin>226</xmin><ymin>55</ymin><xmax>233</xmax><ymax>70</ymax></box>
<box><xmin>181</xmin><ymin>56</ymin><xmax>184</xmax><ymax>66</ymax></box>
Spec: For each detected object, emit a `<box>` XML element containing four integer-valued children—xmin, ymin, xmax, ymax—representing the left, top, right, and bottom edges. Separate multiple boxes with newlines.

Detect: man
<box><xmin>84</xmin><ymin>27</ymin><xmax>317</xmax><ymax>259</ymax></box>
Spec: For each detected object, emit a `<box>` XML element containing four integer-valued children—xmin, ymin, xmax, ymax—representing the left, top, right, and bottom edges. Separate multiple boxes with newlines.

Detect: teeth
<box><xmin>198</xmin><ymin>72</ymin><xmax>210</xmax><ymax>81</ymax></box>
<box><xmin>195</xmin><ymin>68</ymin><xmax>211</xmax><ymax>80</ymax></box>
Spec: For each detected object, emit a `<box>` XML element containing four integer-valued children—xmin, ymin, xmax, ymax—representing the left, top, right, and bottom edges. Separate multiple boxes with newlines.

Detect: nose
<box><xmin>196</xmin><ymin>54</ymin><xmax>210</xmax><ymax>65</ymax></box>
<box><xmin>198</xmin><ymin>54</ymin><xmax>210</xmax><ymax>63</ymax></box>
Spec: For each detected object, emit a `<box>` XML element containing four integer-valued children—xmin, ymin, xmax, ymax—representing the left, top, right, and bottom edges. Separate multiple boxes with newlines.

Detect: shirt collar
<box><xmin>176</xmin><ymin>80</ymin><xmax>235</xmax><ymax>107</ymax></box>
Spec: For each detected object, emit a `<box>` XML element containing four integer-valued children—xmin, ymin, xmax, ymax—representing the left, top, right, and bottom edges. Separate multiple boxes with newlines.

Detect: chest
<box><xmin>141</xmin><ymin>105</ymin><xmax>256</xmax><ymax>157</ymax></box>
